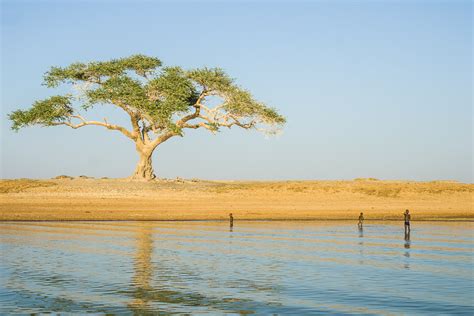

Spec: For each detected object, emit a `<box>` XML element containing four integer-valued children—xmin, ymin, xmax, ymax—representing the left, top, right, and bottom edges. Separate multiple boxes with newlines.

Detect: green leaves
<box><xmin>187</xmin><ymin>67</ymin><xmax>286</xmax><ymax>127</ymax></box>
<box><xmin>44</xmin><ymin>63</ymin><xmax>88</xmax><ymax>87</ymax></box>
<box><xmin>9</xmin><ymin>95</ymin><xmax>73</xmax><ymax>131</ymax></box>
<box><xmin>44</xmin><ymin>55</ymin><xmax>162</xmax><ymax>87</ymax></box>
<box><xmin>86</xmin><ymin>76</ymin><xmax>150</xmax><ymax>110</ymax></box>
<box><xmin>260</xmin><ymin>107</ymin><xmax>286</xmax><ymax>125</ymax></box>
<box><xmin>118</xmin><ymin>54</ymin><xmax>162</xmax><ymax>76</ymax></box>
<box><xmin>187</xmin><ymin>67</ymin><xmax>233</xmax><ymax>92</ymax></box>
<box><xmin>146</xmin><ymin>67</ymin><xmax>198</xmax><ymax>119</ymax></box>
<box><xmin>10</xmin><ymin>54</ymin><xmax>286</xmax><ymax>135</ymax></box>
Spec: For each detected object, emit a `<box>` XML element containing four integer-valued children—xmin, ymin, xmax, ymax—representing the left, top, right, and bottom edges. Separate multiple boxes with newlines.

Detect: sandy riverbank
<box><xmin>0</xmin><ymin>178</ymin><xmax>472</xmax><ymax>221</ymax></box>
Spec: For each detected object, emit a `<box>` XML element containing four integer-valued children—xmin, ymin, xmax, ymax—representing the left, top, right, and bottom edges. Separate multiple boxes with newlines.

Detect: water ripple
<box><xmin>0</xmin><ymin>221</ymin><xmax>473</xmax><ymax>315</ymax></box>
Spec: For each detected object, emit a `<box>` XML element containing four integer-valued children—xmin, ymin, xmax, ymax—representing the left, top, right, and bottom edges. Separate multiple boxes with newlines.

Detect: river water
<box><xmin>0</xmin><ymin>221</ymin><xmax>472</xmax><ymax>315</ymax></box>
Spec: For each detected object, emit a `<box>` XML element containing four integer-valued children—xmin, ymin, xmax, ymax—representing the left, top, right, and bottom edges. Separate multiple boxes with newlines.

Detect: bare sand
<box><xmin>0</xmin><ymin>178</ymin><xmax>472</xmax><ymax>221</ymax></box>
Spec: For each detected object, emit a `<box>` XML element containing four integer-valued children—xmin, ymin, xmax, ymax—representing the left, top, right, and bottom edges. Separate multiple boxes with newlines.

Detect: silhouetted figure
<box><xmin>404</xmin><ymin>209</ymin><xmax>411</xmax><ymax>233</ymax></box>
<box><xmin>229</xmin><ymin>213</ymin><xmax>234</xmax><ymax>229</ymax></box>
<box><xmin>358</xmin><ymin>212</ymin><xmax>364</xmax><ymax>228</ymax></box>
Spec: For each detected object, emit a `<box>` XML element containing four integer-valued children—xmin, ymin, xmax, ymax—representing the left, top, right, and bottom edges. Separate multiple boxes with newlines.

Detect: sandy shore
<box><xmin>0</xmin><ymin>178</ymin><xmax>472</xmax><ymax>221</ymax></box>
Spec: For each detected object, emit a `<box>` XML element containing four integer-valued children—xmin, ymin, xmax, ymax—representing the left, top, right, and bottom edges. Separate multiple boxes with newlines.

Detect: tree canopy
<box><xmin>9</xmin><ymin>54</ymin><xmax>286</xmax><ymax>179</ymax></box>
<box><xmin>10</xmin><ymin>54</ymin><xmax>285</xmax><ymax>133</ymax></box>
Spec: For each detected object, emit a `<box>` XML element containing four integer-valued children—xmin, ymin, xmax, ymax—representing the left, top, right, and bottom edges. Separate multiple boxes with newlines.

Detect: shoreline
<box><xmin>1</xmin><ymin>218</ymin><xmax>473</xmax><ymax>223</ymax></box>
<box><xmin>1</xmin><ymin>178</ymin><xmax>472</xmax><ymax>221</ymax></box>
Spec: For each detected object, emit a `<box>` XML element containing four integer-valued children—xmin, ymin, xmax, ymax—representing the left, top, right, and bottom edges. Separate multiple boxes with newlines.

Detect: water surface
<box><xmin>0</xmin><ymin>221</ymin><xmax>473</xmax><ymax>315</ymax></box>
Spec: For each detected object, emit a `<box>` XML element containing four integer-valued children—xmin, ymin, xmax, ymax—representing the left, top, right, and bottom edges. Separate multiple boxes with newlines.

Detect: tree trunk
<box><xmin>130</xmin><ymin>148</ymin><xmax>156</xmax><ymax>180</ymax></box>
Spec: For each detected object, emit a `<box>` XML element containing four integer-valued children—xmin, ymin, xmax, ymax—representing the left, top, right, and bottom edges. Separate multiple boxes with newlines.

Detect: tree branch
<box><xmin>175</xmin><ymin>90</ymin><xmax>212</xmax><ymax>127</ymax></box>
<box><xmin>52</xmin><ymin>115</ymin><xmax>137</xmax><ymax>140</ymax></box>
<box><xmin>176</xmin><ymin>104</ymin><xmax>201</xmax><ymax>127</ymax></box>
<box><xmin>180</xmin><ymin>110</ymin><xmax>256</xmax><ymax>131</ymax></box>
<box><xmin>182</xmin><ymin>122</ymin><xmax>216</xmax><ymax>132</ymax></box>
<box><xmin>148</xmin><ymin>131</ymin><xmax>176</xmax><ymax>148</ymax></box>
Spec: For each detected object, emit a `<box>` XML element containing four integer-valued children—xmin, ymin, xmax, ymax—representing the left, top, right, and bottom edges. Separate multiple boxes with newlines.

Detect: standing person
<box><xmin>358</xmin><ymin>212</ymin><xmax>364</xmax><ymax>228</ymax></box>
<box><xmin>229</xmin><ymin>213</ymin><xmax>234</xmax><ymax>229</ymax></box>
<box><xmin>404</xmin><ymin>209</ymin><xmax>411</xmax><ymax>233</ymax></box>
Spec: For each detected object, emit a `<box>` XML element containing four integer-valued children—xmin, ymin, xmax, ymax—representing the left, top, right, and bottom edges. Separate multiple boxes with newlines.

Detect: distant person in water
<box><xmin>229</xmin><ymin>213</ymin><xmax>234</xmax><ymax>228</ymax></box>
<box><xmin>358</xmin><ymin>212</ymin><xmax>364</xmax><ymax>228</ymax></box>
<box><xmin>404</xmin><ymin>209</ymin><xmax>411</xmax><ymax>233</ymax></box>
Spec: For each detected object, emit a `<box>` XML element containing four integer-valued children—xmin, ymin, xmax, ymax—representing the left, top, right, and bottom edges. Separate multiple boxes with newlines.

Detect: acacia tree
<box><xmin>9</xmin><ymin>55</ymin><xmax>286</xmax><ymax>180</ymax></box>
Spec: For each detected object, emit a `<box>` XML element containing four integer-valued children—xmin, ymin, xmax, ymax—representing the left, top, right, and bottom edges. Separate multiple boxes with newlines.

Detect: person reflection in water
<box><xmin>358</xmin><ymin>212</ymin><xmax>364</xmax><ymax>229</ymax></box>
<box><xmin>404</xmin><ymin>230</ymin><xmax>411</xmax><ymax>269</ymax></box>
<box><xmin>229</xmin><ymin>213</ymin><xmax>234</xmax><ymax>230</ymax></box>
<box><xmin>404</xmin><ymin>209</ymin><xmax>411</xmax><ymax>233</ymax></box>
<box><xmin>404</xmin><ymin>230</ymin><xmax>411</xmax><ymax>249</ymax></box>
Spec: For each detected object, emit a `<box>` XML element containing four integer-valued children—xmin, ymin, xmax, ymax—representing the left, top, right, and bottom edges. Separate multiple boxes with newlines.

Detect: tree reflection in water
<box><xmin>127</xmin><ymin>224</ymin><xmax>257</xmax><ymax>315</ymax></box>
<box><xmin>129</xmin><ymin>225</ymin><xmax>153</xmax><ymax>313</ymax></box>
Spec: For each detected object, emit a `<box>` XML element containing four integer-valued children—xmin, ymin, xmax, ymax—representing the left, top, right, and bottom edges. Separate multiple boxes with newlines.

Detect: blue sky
<box><xmin>1</xmin><ymin>0</ymin><xmax>472</xmax><ymax>182</ymax></box>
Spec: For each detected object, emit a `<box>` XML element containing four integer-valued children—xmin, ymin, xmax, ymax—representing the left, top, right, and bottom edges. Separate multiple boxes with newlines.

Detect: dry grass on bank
<box><xmin>209</xmin><ymin>179</ymin><xmax>472</xmax><ymax>196</ymax></box>
<box><xmin>0</xmin><ymin>178</ymin><xmax>472</xmax><ymax>221</ymax></box>
<box><xmin>0</xmin><ymin>179</ymin><xmax>57</xmax><ymax>193</ymax></box>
